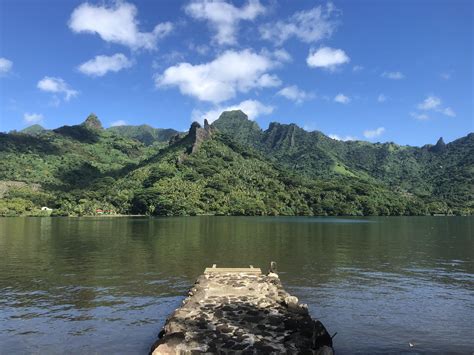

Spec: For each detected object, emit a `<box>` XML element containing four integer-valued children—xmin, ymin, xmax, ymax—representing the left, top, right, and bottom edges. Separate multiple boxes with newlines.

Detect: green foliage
<box><xmin>0</xmin><ymin>113</ymin><xmax>472</xmax><ymax>216</ymax></box>
<box><xmin>107</xmin><ymin>124</ymin><xmax>180</xmax><ymax>146</ymax></box>
<box><xmin>20</xmin><ymin>124</ymin><xmax>46</xmax><ymax>135</ymax></box>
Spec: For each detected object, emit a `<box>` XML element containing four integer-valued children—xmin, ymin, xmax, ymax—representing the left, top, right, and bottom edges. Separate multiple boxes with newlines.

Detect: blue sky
<box><xmin>0</xmin><ymin>0</ymin><xmax>472</xmax><ymax>145</ymax></box>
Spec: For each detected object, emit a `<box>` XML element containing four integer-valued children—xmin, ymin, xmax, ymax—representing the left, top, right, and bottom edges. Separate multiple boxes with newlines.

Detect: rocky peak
<box><xmin>430</xmin><ymin>137</ymin><xmax>447</xmax><ymax>153</ymax></box>
<box><xmin>82</xmin><ymin>113</ymin><xmax>103</xmax><ymax>130</ymax></box>
<box><xmin>184</xmin><ymin>119</ymin><xmax>216</xmax><ymax>154</ymax></box>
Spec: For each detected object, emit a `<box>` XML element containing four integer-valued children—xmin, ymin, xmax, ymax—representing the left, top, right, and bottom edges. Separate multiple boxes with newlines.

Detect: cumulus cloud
<box><xmin>156</xmin><ymin>49</ymin><xmax>280</xmax><ymax>103</ymax></box>
<box><xmin>334</xmin><ymin>93</ymin><xmax>350</xmax><ymax>104</ymax></box>
<box><xmin>111</xmin><ymin>120</ymin><xmax>127</xmax><ymax>126</ymax></box>
<box><xmin>69</xmin><ymin>1</ymin><xmax>173</xmax><ymax>50</ymax></box>
<box><xmin>273</xmin><ymin>49</ymin><xmax>292</xmax><ymax>63</ymax></box>
<box><xmin>192</xmin><ymin>99</ymin><xmax>273</xmax><ymax>124</ymax></box>
<box><xmin>78</xmin><ymin>53</ymin><xmax>133</xmax><ymax>77</ymax></box>
<box><xmin>257</xmin><ymin>73</ymin><xmax>281</xmax><ymax>87</ymax></box>
<box><xmin>307</xmin><ymin>47</ymin><xmax>349</xmax><ymax>71</ymax></box>
<box><xmin>277</xmin><ymin>85</ymin><xmax>313</xmax><ymax>103</ymax></box>
<box><xmin>329</xmin><ymin>134</ymin><xmax>356</xmax><ymax>141</ymax></box>
<box><xmin>410</xmin><ymin>112</ymin><xmax>429</xmax><ymax>120</ymax></box>
<box><xmin>416</xmin><ymin>95</ymin><xmax>456</xmax><ymax>117</ymax></box>
<box><xmin>0</xmin><ymin>57</ymin><xmax>13</xmax><ymax>74</ymax></box>
<box><xmin>37</xmin><ymin>76</ymin><xmax>78</xmax><ymax>101</ymax></box>
<box><xmin>417</xmin><ymin>96</ymin><xmax>441</xmax><ymax>110</ymax></box>
<box><xmin>23</xmin><ymin>113</ymin><xmax>44</xmax><ymax>124</ymax></box>
<box><xmin>185</xmin><ymin>0</ymin><xmax>265</xmax><ymax>45</ymax></box>
<box><xmin>440</xmin><ymin>107</ymin><xmax>456</xmax><ymax>117</ymax></box>
<box><xmin>188</xmin><ymin>43</ymin><xmax>210</xmax><ymax>56</ymax></box>
<box><xmin>381</xmin><ymin>71</ymin><xmax>404</xmax><ymax>80</ymax></box>
<box><xmin>377</xmin><ymin>94</ymin><xmax>387</xmax><ymax>103</ymax></box>
<box><xmin>363</xmin><ymin>127</ymin><xmax>385</xmax><ymax>139</ymax></box>
<box><xmin>260</xmin><ymin>2</ymin><xmax>338</xmax><ymax>44</ymax></box>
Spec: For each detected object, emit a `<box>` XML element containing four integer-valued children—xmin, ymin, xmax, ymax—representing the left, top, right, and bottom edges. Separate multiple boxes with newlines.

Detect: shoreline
<box><xmin>0</xmin><ymin>214</ymin><xmax>467</xmax><ymax>218</ymax></box>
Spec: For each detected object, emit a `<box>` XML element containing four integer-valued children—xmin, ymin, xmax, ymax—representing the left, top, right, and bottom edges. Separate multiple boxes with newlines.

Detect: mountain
<box><xmin>0</xmin><ymin>112</ymin><xmax>472</xmax><ymax>216</ymax></box>
<box><xmin>82</xmin><ymin>113</ymin><xmax>103</xmax><ymax>130</ymax></box>
<box><xmin>107</xmin><ymin>124</ymin><xmax>180</xmax><ymax>145</ymax></box>
<box><xmin>116</xmin><ymin>120</ymin><xmax>428</xmax><ymax>216</ymax></box>
<box><xmin>20</xmin><ymin>124</ymin><xmax>46</xmax><ymax>135</ymax></box>
<box><xmin>212</xmin><ymin>111</ymin><xmax>473</xmax><ymax>211</ymax></box>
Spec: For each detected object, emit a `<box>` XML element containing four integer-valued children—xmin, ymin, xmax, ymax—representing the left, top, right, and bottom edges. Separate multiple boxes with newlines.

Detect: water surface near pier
<box><xmin>0</xmin><ymin>216</ymin><xmax>473</xmax><ymax>354</ymax></box>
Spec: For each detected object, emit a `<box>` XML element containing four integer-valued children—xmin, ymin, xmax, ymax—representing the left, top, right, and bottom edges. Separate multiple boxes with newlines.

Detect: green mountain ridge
<box><xmin>213</xmin><ymin>110</ymin><xmax>473</xmax><ymax>209</ymax></box>
<box><xmin>0</xmin><ymin>112</ymin><xmax>472</xmax><ymax>216</ymax></box>
<box><xmin>107</xmin><ymin>124</ymin><xmax>181</xmax><ymax>146</ymax></box>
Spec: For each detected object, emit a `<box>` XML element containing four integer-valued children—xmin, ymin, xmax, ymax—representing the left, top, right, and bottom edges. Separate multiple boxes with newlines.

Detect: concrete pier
<box><xmin>151</xmin><ymin>264</ymin><xmax>334</xmax><ymax>354</ymax></box>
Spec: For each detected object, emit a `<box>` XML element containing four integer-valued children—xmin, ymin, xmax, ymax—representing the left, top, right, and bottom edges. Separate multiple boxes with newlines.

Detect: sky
<box><xmin>0</xmin><ymin>0</ymin><xmax>472</xmax><ymax>146</ymax></box>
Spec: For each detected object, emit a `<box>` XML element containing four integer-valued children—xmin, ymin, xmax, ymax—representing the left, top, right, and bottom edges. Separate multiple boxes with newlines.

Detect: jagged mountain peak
<box><xmin>82</xmin><ymin>113</ymin><xmax>103</xmax><ymax>130</ymax></box>
<box><xmin>177</xmin><ymin>120</ymin><xmax>216</xmax><ymax>154</ymax></box>
<box><xmin>430</xmin><ymin>137</ymin><xmax>447</xmax><ymax>153</ymax></box>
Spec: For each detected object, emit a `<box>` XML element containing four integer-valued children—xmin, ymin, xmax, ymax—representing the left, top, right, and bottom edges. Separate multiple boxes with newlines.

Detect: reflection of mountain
<box><xmin>1</xmin><ymin>217</ymin><xmax>472</xmax><ymax>292</ymax></box>
<box><xmin>1</xmin><ymin>217</ymin><xmax>472</xmax><ymax>352</ymax></box>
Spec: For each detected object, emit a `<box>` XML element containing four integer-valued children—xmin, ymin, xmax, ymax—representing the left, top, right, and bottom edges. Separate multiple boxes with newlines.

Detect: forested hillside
<box><xmin>0</xmin><ymin>112</ymin><xmax>472</xmax><ymax>216</ymax></box>
<box><xmin>214</xmin><ymin>111</ymin><xmax>474</xmax><ymax>214</ymax></box>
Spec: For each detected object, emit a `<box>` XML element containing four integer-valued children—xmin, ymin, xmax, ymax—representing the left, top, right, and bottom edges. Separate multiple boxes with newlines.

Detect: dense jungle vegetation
<box><xmin>0</xmin><ymin>112</ymin><xmax>472</xmax><ymax>216</ymax></box>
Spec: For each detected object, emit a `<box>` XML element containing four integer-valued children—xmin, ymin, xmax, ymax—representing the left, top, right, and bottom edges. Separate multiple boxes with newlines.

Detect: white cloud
<box><xmin>277</xmin><ymin>85</ymin><xmax>313</xmax><ymax>103</ymax></box>
<box><xmin>352</xmin><ymin>65</ymin><xmax>363</xmax><ymax>72</ymax></box>
<box><xmin>192</xmin><ymin>99</ymin><xmax>273</xmax><ymax>124</ymax></box>
<box><xmin>410</xmin><ymin>112</ymin><xmax>430</xmax><ymax>120</ymax></box>
<box><xmin>416</xmin><ymin>95</ymin><xmax>456</xmax><ymax>117</ymax></box>
<box><xmin>440</xmin><ymin>107</ymin><xmax>456</xmax><ymax>117</ymax></box>
<box><xmin>417</xmin><ymin>96</ymin><xmax>441</xmax><ymax>110</ymax></box>
<box><xmin>189</xmin><ymin>43</ymin><xmax>210</xmax><ymax>56</ymax></box>
<box><xmin>334</xmin><ymin>93</ymin><xmax>350</xmax><ymax>104</ymax></box>
<box><xmin>0</xmin><ymin>57</ymin><xmax>13</xmax><ymax>74</ymax></box>
<box><xmin>257</xmin><ymin>73</ymin><xmax>281</xmax><ymax>87</ymax></box>
<box><xmin>37</xmin><ymin>77</ymin><xmax>78</xmax><ymax>101</ymax></box>
<box><xmin>329</xmin><ymin>134</ymin><xmax>356</xmax><ymax>141</ymax></box>
<box><xmin>78</xmin><ymin>53</ymin><xmax>133</xmax><ymax>77</ymax></box>
<box><xmin>185</xmin><ymin>0</ymin><xmax>265</xmax><ymax>45</ymax></box>
<box><xmin>111</xmin><ymin>120</ymin><xmax>127</xmax><ymax>127</ymax></box>
<box><xmin>307</xmin><ymin>47</ymin><xmax>350</xmax><ymax>71</ymax></box>
<box><xmin>377</xmin><ymin>94</ymin><xmax>387</xmax><ymax>103</ymax></box>
<box><xmin>156</xmin><ymin>49</ymin><xmax>280</xmax><ymax>103</ymax></box>
<box><xmin>69</xmin><ymin>1</ymin><xmax>172</xmax><ymax>50</ymax></box>
<box><xmin>381</xmin><ymin>71</ymin><xmax>404</xmax><ymax>80</ymax></box>
<box><xmin>273</xmin><ymin>49</ymin><xmax>292</xmax><ymax>63</ymax></box>
<box><xmin>260</xmin><ymin>2</ymin><xmax>338</xmax><ymax>44</ymax></box>
<box><xmin>363</xmin><ymin>127</ymin><xmax>385</xmax><ymax>139</ymax></box>
<box><xmin>23</xmin><ymin>113</ymin><xmax>44</xmax><ymax>124</ymax></box>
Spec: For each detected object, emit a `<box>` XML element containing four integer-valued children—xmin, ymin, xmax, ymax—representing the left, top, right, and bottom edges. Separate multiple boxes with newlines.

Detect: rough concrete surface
<box><xmin>151</xmin><ymin>267</ymin><xmax>333</xmax><ymax>354</ymax></box>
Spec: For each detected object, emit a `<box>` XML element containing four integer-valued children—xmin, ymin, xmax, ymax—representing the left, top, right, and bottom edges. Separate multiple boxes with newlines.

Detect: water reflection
<box><xmin>0</xmin><ymin>216</ymin><xmax>473</xmax><ymax>354</ymax></box>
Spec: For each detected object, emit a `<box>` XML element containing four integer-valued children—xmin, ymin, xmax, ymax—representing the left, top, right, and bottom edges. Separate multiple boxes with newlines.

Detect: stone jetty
<box><xmin>150</xmin><ymin>264</ymin><xmax>333</xmax><ymax>354</ymax></box>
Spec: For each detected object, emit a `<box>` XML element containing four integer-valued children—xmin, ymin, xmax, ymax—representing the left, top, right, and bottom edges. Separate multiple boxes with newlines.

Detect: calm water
<box><xmin>0</xmin><ymin>216</ymin><xmax>473</xmax><ymax>354</ymax></box>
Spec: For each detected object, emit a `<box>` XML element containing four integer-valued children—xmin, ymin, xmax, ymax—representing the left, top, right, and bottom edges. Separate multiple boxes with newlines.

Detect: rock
<box><xmin>82</xmin><ymin>113</ymin><xmax>103</xmax><ymax>130</ymax></box>
<box><xmin>150</xmin><ymin>267</ymin><xmax>333</xmax><ymax>354</ymax></box>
